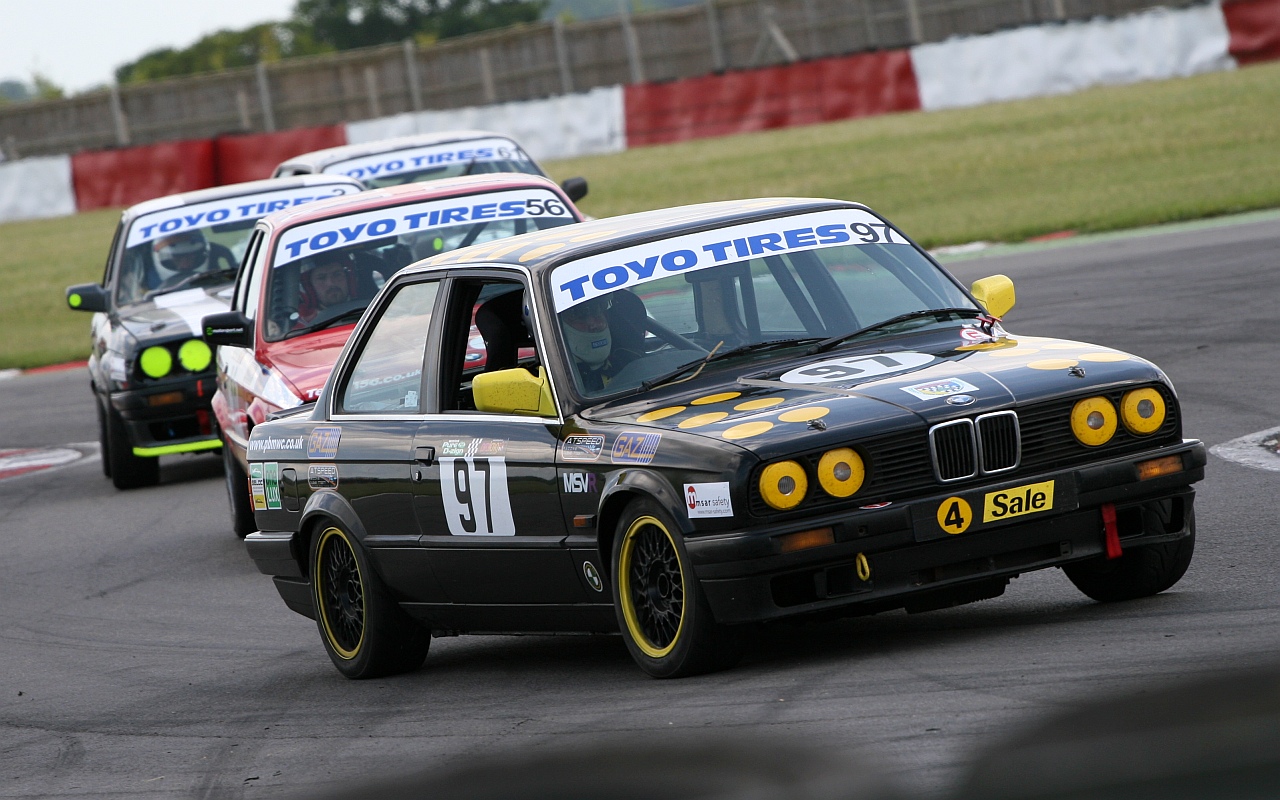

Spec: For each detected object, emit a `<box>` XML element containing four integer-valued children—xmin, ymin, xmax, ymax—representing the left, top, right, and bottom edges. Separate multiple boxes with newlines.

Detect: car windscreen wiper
<box><xmin>806</xmin><ymin>308</ymin><xmax>984</xmax><ymax>355</ymax></box>
<box><xmin>642</xmin><ymin>337</ymin><xmax>824</xmax><ymax>391</ymax></box>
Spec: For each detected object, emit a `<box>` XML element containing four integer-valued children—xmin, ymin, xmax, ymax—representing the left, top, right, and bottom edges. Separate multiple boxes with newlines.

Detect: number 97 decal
<box><xmin>441</xmin><ymin>457</ymin><xmax>515</xmax><ymax>536</ymax></box>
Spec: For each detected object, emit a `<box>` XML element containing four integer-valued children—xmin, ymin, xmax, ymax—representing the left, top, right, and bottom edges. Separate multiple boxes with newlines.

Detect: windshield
<box><xmin>549</xmin><ymin>208</ymin><xmax>977</xmax><ymax>398</ymax></box>
<box><xmin>263</xmin><ymin>187</ymin><xmax>576</xmax><ymax>341</ymax></box>
<box><xmin>115</xmin><ymin>183</ymin><xmax>359</xmax><ymax>306</ymax></box>
<box><xmin>322</xmin><ymin>137</ymin><xmax>544</xmax><ymax>188</ymax></box>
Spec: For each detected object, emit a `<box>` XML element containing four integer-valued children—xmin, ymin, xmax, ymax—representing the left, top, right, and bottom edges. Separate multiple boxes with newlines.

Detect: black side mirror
<box><xmin>561</xmin><ymin>177</ymin><xmax>588</xmax><ymax>203</ymax></box>
<box><xmin>202</xmin><ymin>311</ymin><xmax>254</xmax><ymax>348</ymax></box>
<box><xmin>66</xmin><ymin>283</ymin><xmax>108</xmax><ymax>313</ymax></box>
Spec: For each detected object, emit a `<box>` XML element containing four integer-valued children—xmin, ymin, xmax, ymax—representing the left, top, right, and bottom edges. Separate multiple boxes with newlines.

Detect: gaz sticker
<box><xmin>440</xmin><ymin>456</ymin><xmax>515</xmax><ymax>536</ymax></box>
<box><xmin>937</xmin><ymin>496</ymin><xmax>972</xmax><ymax>534</ymax></box>
<box><xmin>984</xmin><ymin>480</ymin><xmax>1054</xmax><ymax>523</ymax></box>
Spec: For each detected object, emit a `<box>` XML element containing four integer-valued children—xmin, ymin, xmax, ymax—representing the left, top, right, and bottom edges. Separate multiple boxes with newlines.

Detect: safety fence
<box><xmin>1</xmin><ymin>0</ymin><xmax>1277</xmax><ymax>225</ymax></box>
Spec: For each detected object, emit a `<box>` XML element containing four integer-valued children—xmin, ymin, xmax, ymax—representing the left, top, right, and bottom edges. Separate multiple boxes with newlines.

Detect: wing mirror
<box><xmin>560</xmin><ymin>177</ymin><xmax>588</xmax><ymax>203</ymax></box>
<box><xmin>472</xmin><ymin>367</ymin><xmax>556</xmax><ymax>417</ymax></box>
<box><xmin>202</xmin><ymin>311</ymin><xmax>254</xmax><ymax>348</ymax></box>
<box><xmin>66</xmin><ymin>283</ymin><xmax>108</xmax><ymax>313</ymax></box>
<box><xmin>970</xmin><ymin>275</ymin><xmax>1016</xmax><ymax>318</ymax></box>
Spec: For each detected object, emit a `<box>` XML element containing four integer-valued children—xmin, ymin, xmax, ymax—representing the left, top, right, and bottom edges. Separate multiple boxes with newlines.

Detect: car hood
<box><xmin>586</xmin><ymin>330</ymin><xmax>1166</xmax><ymax>461</ymax></box>
<box><xmin>259</xmin><ymin>324</ymin><xmax>357</xmax><ymax>403</ymax></box>
<box><xmin>117</xmin><ymin>285</ymin><xmax>233</xmax><ymax>344</ymax></box>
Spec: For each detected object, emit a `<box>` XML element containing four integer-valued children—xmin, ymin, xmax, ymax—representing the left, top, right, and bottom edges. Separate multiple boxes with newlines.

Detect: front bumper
<box><xmin>687</xmin><ymin>439</ymin><xmax>1205</xmax><ymax>625</ymax></box>
<box><xmin>110</xmin><ymin>374</ymin><xmax>221</xmax><ymax>456</ymax></box>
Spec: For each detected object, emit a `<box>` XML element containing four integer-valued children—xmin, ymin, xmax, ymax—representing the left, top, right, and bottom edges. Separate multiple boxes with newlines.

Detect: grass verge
<box><xmin>4</xmin><ymin>61</ymin><xmax>1280</xmax><ymax>369</ymax></box>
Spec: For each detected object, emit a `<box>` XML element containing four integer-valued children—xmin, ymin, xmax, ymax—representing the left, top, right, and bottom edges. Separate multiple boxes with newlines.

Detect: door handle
<box><xmin>415</xmin><ymin>446</ymin><xmax>436</xmax><ymax>466</ymax></box>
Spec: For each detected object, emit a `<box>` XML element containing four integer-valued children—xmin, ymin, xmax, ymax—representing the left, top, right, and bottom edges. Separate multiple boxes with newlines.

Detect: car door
<box><xmin>409</xmin><ymin>272</ymin><xmax>585</xmax><ymax>607</ymax></box>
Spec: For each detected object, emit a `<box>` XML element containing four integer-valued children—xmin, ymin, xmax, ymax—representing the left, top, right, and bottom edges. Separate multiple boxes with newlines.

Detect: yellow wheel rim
<box><xmin>313</xmin><ymin>526</ymin><xmax>365</xmax><ymax>660</ymax></box>
<box><xmin>617</xmin><ymin>515</ymin><xmax>686</xmax><ymax>659</ymax></box>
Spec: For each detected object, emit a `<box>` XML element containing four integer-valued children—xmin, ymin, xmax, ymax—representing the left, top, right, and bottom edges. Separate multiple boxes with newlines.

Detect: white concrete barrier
<box><xmin>0</xmin><ymin>155</ymin><xmax>77</xmax><ymax>224</ymax></box>
<box><xmin>346</xmin><ymin>86</ymin><xmax>626</xmax><ymax>162</ymax></box>
<box><xmin>911</xmin><ymin>3</ymin><xmax>1235</xmax><ymax>111</ymax></box>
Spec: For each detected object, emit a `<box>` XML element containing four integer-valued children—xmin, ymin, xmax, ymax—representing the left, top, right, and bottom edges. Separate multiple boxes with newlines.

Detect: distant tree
<box><xmin>435</xmin><ymin>0</ymin><xmax>546</xmax><ymax>38</ymax></box>
<box><xmin>32</xmin><ymin>73</ymin><xmax>64</xmax><ymax>100</ymax></box>
<box><xmin>116</xmin><ymin>23</ymin><xmax>332</xmax><ymax>84</ymax></box>
<box><xmin>0</xmin><ymin>79</ymin><xmax>30</xmax><ymax>103</ymax></box>
<box><xmin>293</xmin><ymin>0</ymin><xmax>547</xmax><ymax>49</ymax></box>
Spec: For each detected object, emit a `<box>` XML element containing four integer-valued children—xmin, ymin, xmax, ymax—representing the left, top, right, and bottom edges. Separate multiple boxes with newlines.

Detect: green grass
<box><xmin>5</xmin><ymin>61</ymin><xmax>1280</xmax><ymax>369</ymax></box>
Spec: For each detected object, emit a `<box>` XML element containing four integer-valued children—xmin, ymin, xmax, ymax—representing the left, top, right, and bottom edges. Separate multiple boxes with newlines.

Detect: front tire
<box><xmin>310</xmin><ymin>523</ymin><xmax>430</xmax><ymax>679</ymax></box>
<box><xmin>611</xmin><ymin>500</ymin><xmax>744</xmax><ymax>678</ymax></box>
<box><xmin>1064</xmin><ymin>511</ymin><xmax>1195</xmax><ymax>602</ymax></box>
<box><xmin>96</xmin><ymin>399</ymin><xmax>112</xmax><ymax>478</ymax></box>
<box><xmin>106</xmin><ymin>407</ymin><xmax>159</xmax><ymax>490</ymax></box>
<box><xmin>222</xmin><ymin>443</ymin><xmax>256</xmax><ymax>539</ymax></box>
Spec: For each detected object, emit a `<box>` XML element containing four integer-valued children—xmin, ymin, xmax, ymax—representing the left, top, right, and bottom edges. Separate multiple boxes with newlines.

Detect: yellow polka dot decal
<box><xmin>778</xmin><ymin>406</ymin><xmax>830</xmax><ymax>423</ymax></box>
<box><xmin>1079</xmin><ymin>352</ymin><xmax>1130</xmax><ymax>362</ymax></box>
<box><xmin>735</xmin><ymin>397</ymin><xmax>785</xmax><ymax>411</ymax></box>
<box><xmin>679</xmin><ymin>412</ymin><xmax>729</xmax><ymax>429</ymax></box>
<box><xmin>724</xmin><ymin>421</ymin><xmax>774</xmax><ymax>439</ymax></box>
<box><xmin>1027</xmin><ymin>358</ymin><xmax>1079</xmax><ymax>370</ymax></box>
<box><xmin>637</xmin><ymin>406</ymin><xmax>685</xmax><ymax>422</ymax></box>
<box><xmin>691</xmin><ymin>391</ymin><xmax>741</xmax><ymax>406</ymax></box>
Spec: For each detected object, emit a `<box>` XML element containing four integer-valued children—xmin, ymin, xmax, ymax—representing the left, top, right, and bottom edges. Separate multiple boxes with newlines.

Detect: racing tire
<box><xmin>611</xmin><ymin>500</ymin><xmax>744</xmax><ymax>678</ymax></box>
<box><xmin>1064</xmin><ymin>511</ymin><xmax>1195</xmax><ymax>602</ymax></box>
<box><xmin>96</xmin><ymin>399</ymin><xmax>111</xmax><ymax>478</ymax></box>
<box><xmin>222</xmin><ymin>443</ymin><xmax>257</xmax><ymax>539</ymax></box>
<box><xmin>310</xmin><ymin>523</ymin><xmax>430</xmax><ymax>679</ymax></box>
<box><xmin>106</xmin><ymin>407</ymin><xmax>160</xmax><ymax>490</ymax></box>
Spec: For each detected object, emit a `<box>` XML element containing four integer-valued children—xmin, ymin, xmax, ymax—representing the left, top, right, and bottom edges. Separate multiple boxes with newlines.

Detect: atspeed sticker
<box><xmin>308</xmin><ymin>464</ymin><xmax>339</xmax><ymax>489</ymax></box>
<box><xmin>685</xmin><ymin>482</ymin><xmax>733</xmax><ymax>518</ymax></box>
<box><xmin>441</xmin><ymin>456</ymin><xmax>515</xmax><ymax>536</ymax></box>
<box><xmin>323</xmin><ymin>137</ymin><xmax>530</xmax><ymax>181</ymax></box>
<box><xmin>900</xmin><ymin>377</ymin><xmax>979</xmax><ymax>400</ymax></box>
<box><xmin>561</xmin><ymin>434</ymin><xmax>605</xmax><ymax>462</ymax></box>
<box><xmin>307</xmin><ymin>427</ymin><xmax>341</xmax><ymax>459</ymax></box>
<box><xmin>126</xmin><ymin>183</ymin><xmax>359</xmax><ymax>247</ymax></box>
<box><xmin>611</xmin><ymin>432</ymin><xmax>661</xmax><ymax>464</ymax></box>
<box><xmin>780</xmin><ymin>352</ymin><xmax>935</xmax><ymax>385</ymax></box>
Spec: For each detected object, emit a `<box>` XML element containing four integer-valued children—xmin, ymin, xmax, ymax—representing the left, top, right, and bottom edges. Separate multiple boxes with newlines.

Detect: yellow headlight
<box><xmin>760</xmin><ymin>460</ymin><xmax>808</xmax><ymax>510</ymax></box>
<box><xmin>1070</xmin><ymin>396</ymin><xmax>1117</xmax><ymax>446</ymax></box>
<box><xmin>817</xmin><ymin>447</ymin><xmax>865</xmax><ymax>498</ymax></box>
<box><xmin>178</xmin><ymin>338</ymin><xmax>213</xmax><ymax>372</ymax></box>
<box><xmin>1121</xmin><ymin>388</ymin><xmax>1165</xmax><ymax>435</ymax></box>
<box><xmin>139</xmin><ymin>346</ymin><xmax>173</xmax><ymax>379</ymax></box>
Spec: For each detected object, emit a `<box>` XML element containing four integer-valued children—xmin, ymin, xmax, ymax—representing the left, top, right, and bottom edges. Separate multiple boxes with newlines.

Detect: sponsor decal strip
<box><xmin>323</xmin><ymin>137</ymin><xmax>530</xmax><ymax>180</ymax></box>
<box><xmin>125</xmin><ymin>184</ymin><xmax>360</xmax><ymax>248</ymax></box>
<box><xmin>685</xmin><ymin>482</ymin><xmax>733</xmax><ymax>518</ymax></box>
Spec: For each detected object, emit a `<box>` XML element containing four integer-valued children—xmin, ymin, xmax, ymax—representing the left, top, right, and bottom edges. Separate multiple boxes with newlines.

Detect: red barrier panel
<box><xmin>1224</xmin><ymin>0</ymin><xmax>1280</xmax><ymax>65</ymax></box>
<box><xmin>71</xmin><ymin>139</ymin><xmax>215</xmax><ymax>211</ymax></box>
<box><xmin>626</xmin><ymin>51</ymin><xmax>920</xmax><ymax>147</ymax></box>
<box><xmin>214</xmin><ymin>126</ymin><xmax>347</xmax><ymax>184</ymax></box>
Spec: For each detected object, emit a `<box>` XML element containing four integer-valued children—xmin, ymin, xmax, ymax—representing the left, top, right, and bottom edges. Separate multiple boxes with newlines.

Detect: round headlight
<box><xmin>1070</xmin><ymin>396</ymin><xmax>1117</xmax><ymax>446</ymax></box>
<box><xmin>759</xmin><ymin>460</ymin><xmax>808</xmax><ymax>511</ymax></box>
<box><xmin>178</xmin><ymin>339</ymin><xmax>213</xmax><ymax>372</ymax></box>
<box><xmin>139</xmin><ymin>346</ymin><xmax>173</xmax><ymax>379</ymax></box>
<box><xmin>1120</xmin><ymin>387</ymin><xmax>1165</xmax><ymax>435</ymax></box>
<box><xmin>817</xmin><ymin>447</ymin><xmax>865</xmax><ymax>498</ymax></box>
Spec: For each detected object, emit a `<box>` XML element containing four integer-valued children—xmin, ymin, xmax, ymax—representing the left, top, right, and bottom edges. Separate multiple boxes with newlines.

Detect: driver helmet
<box><xmin>561</xmin><ymin>296</ymin><xmax>611</xmax><ymax>367</ymax></box>
<box><xmin>153</xmin><ymin>230</ymin><xmax>209</xmax><ymax>273</ymax></box>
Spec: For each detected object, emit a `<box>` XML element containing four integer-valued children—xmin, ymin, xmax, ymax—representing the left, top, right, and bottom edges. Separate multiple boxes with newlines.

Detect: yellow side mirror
<box><xmin>472</xmin><ymin>366</ymin><xmax>556</xmax><ymax>417</ymax></box>
<box><xmin>970</xmin><ymin>274</ymin><xmax>1016</xmax><ymax>318</ymax></box>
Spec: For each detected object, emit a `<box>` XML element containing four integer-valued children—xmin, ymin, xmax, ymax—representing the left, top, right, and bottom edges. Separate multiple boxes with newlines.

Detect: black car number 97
<box><xmin>441</xmin><ymin>457</ymin><xmax>515</xmax><ymax>536</ymax></box>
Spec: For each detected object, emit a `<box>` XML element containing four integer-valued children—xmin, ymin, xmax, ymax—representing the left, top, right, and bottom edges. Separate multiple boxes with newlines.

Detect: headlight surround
<box><xmin>817</xmin><ymin>447</ymin><xmax>866</xmax><ymax>498</ymax></box>
<box><xmin>1120</xmin><ymin>387</ymin><xmax>1166</xmax><ymax>435</ymax></box>
<box><xmin>178</xmin><ymin>338</ymin><xmax>213</xmax><ymax>372</ymax></box>
<box><xmin>759</xmin><ymin>460</ymin><xmax>808</xmax><ymax>511</ymax></box>
<box><xmin>139</xmin><ymin>345</ymin><xmax>173</xmax><ymax>379</ymax></box>
<box><xmin>1070</xmin><ymin>396</ymin><xmax>1117</xmax><ymax>446</ymax></box>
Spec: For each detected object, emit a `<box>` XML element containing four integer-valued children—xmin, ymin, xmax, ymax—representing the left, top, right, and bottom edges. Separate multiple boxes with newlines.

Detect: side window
<box><xmin>440</xmin><ymin>279</ymin><xmax>535</xmax><ymax>412</ymax></box>
<box><xmin>338</xmin><ymin>280</ymin><xmax>440</xmax><ymax>413</ymax></box>
<box><xmin>234</xmin><ymin>231</ymin><xmax>263</xmax><ymax>313</ymax></box>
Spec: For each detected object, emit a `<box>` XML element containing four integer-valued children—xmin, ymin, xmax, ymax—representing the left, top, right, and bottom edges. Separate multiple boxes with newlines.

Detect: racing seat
<box><xmin>474</xmin><ymin>289</ymin><xmax>534</xmax><ymax>373</ymax></box>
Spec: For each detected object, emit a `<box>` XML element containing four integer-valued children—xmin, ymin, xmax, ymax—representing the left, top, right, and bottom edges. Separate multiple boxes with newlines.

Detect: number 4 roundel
<box><xmin>937</xmin><ymin>496</ymin><xmax>972</xmax><ymax>535</ymax></box>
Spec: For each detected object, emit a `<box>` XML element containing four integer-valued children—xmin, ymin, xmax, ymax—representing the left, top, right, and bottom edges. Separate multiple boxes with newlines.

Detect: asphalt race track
<box><xmin>5</xmin><ymin>215</ymin><xmax>1280</xmax><ymax>798</ymax></box>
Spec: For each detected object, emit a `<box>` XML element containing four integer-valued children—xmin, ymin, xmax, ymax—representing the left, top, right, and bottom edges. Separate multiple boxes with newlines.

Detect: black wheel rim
<box><xmin>318</xmin><ymin>530</ymin><xmax>364</xmax><ymax>657</ymax></box>
<box><xmin>626</xmin><ymin>522</ymin><xmax>684</xmax><ymax>652</ymax></box>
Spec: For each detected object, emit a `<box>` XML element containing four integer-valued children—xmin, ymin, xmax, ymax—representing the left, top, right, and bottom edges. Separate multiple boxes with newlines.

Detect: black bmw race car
<box><xmin>65</xmin><ymin>175</ymin><xmax>362</xmax><ymax>489</ymax></box>
<box><xmin>244</xmin><ymin>198</ymin><xmax>1204</xmax><ymax>678</ymax></box>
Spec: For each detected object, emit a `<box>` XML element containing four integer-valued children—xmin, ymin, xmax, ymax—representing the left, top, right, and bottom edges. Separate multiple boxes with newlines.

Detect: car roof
<box><xmin>274</xmin><ymin>130</ymin><xmax>522</xmax><ymax>172</ymax></box>
<box><xmin>412</xmin><ymin>197</ymin><xmax>865</xmax><ymax>278</ymax></box>
<box><xmin>120</xmin><ymin>174</ymin><xmax>363</xmax><ymax>224</ymax></box>
<box><xmin>256</xmin><ymin>173</ymin><xmax>574</xmax><ymax>231</ymax></box>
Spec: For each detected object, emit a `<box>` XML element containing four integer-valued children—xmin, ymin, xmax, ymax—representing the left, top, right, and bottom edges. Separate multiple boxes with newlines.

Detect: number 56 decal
<box><xmin>441</xmin><ymin>457</ymin><xmax>515</xmax><ymax>536</ymax></box>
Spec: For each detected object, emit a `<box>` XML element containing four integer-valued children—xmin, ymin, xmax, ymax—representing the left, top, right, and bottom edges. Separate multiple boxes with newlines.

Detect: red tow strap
<box><xmin>1102</xmin><ymin>503</ymin><xmax>1122</xmax><ymax>560</ymax></box>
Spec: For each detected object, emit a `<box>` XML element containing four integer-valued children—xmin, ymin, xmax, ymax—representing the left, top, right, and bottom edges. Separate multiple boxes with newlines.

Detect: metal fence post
<box><xmin>364</xmin><ymin>66</ymin><xmax>382</xmax><ymax>118</ymax></box>
<box><xmin>801</xmin><ymin>0</ymin><xmax>821</xmax><ymax>58</ymax></box>
<box><xmin>618</xmin><ymin>0</ymin><xmax>646</xmax><ymax>84</ymax></box>
<box><xmin>255</xmin><ymin>62</ymin><xmax>276</xmax><ymax>133</ymax></box>
<box><xmin>109</xmin><ymin>84</ymin><xmax>131</xmax><ymax>147</ymax></box>
<box><xmin>706</xmin><ymin>0</ymin><xmax>728</xmax><ymax>72</ymax></box>
<box><xmin>904</xmin><ymin>0</ymin><xmax>923</xmax><ymax>43</ymax></box>
<box><xmin>1052</xmin><ymin>0</ymin><xmax>1066</xmax><ymax>19</ymax></box>
<box><xmin>862</xmin><ymin>0</ymin><xmax>879</xmax><ymax>48</ymax></box>
<box><xmin>235</xmin><ymin>88</ymin><xmax>252</xmax><ymax>131</ymax></box>
<box><xmin>553</xmin><ymin>17</ymin><xmax>575</xmax><ymax>94</ymax></box>
<box><xmin>478</xmin><ymin>47</ymin><xmax>498</xmax><ymax>104</ymax></box>
<box><xmin>403</xmin><ymin>39</ymin><xmax>424</xmax><ymax>111</ymax></box>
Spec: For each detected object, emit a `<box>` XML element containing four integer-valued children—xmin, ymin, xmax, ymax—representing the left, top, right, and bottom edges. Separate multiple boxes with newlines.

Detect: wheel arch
<box><xmin>597</xmin><ymin>469</ymin><xmax>690</xmax><ymax>581</ymax></box>
<box><xmin>295</xmin><ymin>489</ymin><xmax>370</xmax><ymax>575</ymax></box>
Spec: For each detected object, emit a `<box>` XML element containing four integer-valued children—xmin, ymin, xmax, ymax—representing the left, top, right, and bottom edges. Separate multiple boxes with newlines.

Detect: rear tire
<box><xmin>310</xmin><ymin>523</ymin><xmax>430</xmax><ymax>679</ymax></box>
<box><xmin>106</xmin><ymin>407</ymin><xmax>159</xmax><ymax>490</ymax></box>
<box><xmin>96</xmin><ymin>399</ymin><xmax>112</xmax><ymax>478</ymax></box>
<box><xmin>222</xmin><ymin>443</ymin><xmax>256</xmax><ymax>539</ymax></box>
<box><xmin>1064</xmin><ymin>511</ymin><xmax>1195</xmax><ymax>602</ymax></box>
<box><xmin>611</xmin><ymin>499</ymin><xmax>744</xmax><ymax>678</ymax></box>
